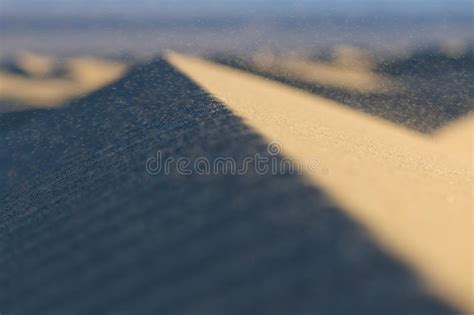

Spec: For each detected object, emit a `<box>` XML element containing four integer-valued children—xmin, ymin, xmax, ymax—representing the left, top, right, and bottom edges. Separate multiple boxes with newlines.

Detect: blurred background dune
<box><xmin>0</xmin><ymin>0</ymin><xmax>472</xmax><ymax>122</ymax></box>
<box><xmin>250</xmin><ymin>47</ymin><xmax>395</xmax><ymax>93</ymax></box>
<box><xmin>1</xmin><ymin>0</ymin><xmax>473</xmax><ymax>57</ymax></box>
<box><xmin>0</xmin><ymin>52</ymin><xmax>128</xmax><ymax>110</ymax></box>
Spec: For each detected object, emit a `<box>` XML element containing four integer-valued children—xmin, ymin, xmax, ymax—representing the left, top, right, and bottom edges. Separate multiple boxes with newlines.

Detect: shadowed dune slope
<box><xmin>0</xmin><ymin>59</ymin><xmax>457</xmax><ymax>314</ymax></box>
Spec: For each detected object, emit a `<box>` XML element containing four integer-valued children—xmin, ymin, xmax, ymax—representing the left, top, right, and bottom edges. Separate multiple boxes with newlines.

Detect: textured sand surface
<box><xmin>1</xmin><ymin>59</ymin><xmax>458</xmax><ymax>315</ymax></box>
<box><xmin>167</xmin><ymin>52</ymin><xmax>473</xmax><ymax>313</ymax></box>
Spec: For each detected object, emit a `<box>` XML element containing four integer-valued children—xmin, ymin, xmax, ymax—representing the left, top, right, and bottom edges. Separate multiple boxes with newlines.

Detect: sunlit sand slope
<box><xmin>434</xmin><ymin>114</ymin><xmax>473</xmax><ymax>164</ymax></box>
<box><xmin>167</xmin><ymin>52</ymin><xmax>473</xmax><ymax>313</ymax></box>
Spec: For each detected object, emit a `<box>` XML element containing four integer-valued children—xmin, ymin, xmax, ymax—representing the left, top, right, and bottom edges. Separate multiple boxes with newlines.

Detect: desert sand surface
<box><xmin>0</xmin><ymin>57</ymin><xmax>464</xmax><ymax>315</ymax></box>
<box><xmin>1</xmin><ymin>1</ymin><xmax>473</xmax><ymax>314</ymax></box>
<box><xmin>434</xmin><ymin>113</ymin><xmax>474</xmax><ymax>162</ymax></box>
<box><xmin>167</xmin><ymin>52</ymin><xmax>473</xmax><ymax>313</ymax></box>
<box><xmin>0</xmin><ymin>52</ymin><xmax>128</xmax><ymax>109</ymax></box>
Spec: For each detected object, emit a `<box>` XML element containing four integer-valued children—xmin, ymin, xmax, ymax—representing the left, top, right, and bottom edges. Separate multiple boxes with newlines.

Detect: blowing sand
<box><xmin>167</xmin><ymin>52</ymin><xmax>473</xmax><ymax>313</ymax></box>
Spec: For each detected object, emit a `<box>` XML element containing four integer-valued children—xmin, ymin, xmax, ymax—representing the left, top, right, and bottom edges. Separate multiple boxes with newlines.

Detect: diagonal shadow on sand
<box><xmin>0</xmin><ymin>59</ymin><xmax>457</xmax><ymax>314</ymax></box>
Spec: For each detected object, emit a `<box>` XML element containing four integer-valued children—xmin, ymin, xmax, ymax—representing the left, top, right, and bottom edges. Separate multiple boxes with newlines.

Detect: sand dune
<box><xmin>2</xmin><ymin>55</ymin><xmax>468</xmax><ymax>315</ymax></box>
<box><xmin>167</xmin><ymin>52</ymin><xmax>473</xmax><ymax>313</ymax></box>
<box><xmin>15</xmin><ymin>51</ymin><xmax>57</xmax><ymax>78</ymax></box>
<box><xmin>0</xmin><ymin>53</ymin><xmax>128</xmax><ymax>109</ymax></box>
<box><xmin>250</xmin><ymin>47</ymin><xmax>395</xmax><ymax>93</ymax></box>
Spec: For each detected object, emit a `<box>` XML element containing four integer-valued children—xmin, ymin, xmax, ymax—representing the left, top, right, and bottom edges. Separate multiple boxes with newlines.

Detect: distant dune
<box><xmin>251</xmin><ymin>47</ymin><xmax>395</xmax><ymax>93</ymax></box>
<box><xmin>0</xmin><ymin>52</ymin><xmax>128</xmax><ymax>110</ymax></box>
